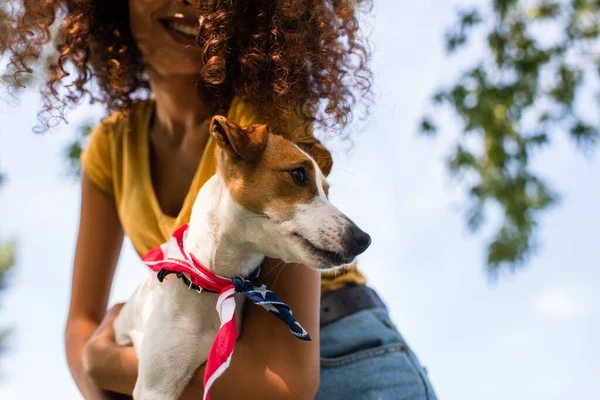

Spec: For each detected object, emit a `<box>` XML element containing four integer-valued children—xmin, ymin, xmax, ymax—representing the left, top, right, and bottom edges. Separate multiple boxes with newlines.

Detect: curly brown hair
<box><xmin>6</xmin><ymin>0</ymin><xmax>372</xmax><ymax>135</ymax></box>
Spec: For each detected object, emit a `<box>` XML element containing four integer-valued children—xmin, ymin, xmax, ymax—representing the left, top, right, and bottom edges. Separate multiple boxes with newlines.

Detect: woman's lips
<box><xmin>159</xmin><ymin>17</ymin><xmax>199</xmax><ymax>46</ymax></box>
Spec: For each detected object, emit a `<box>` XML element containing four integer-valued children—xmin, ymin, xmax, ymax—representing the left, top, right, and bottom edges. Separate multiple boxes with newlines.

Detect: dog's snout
<box><xmin>345</xmin><ymin>223</ymin><xmax>371</xmax><ymax>257</ymax></box>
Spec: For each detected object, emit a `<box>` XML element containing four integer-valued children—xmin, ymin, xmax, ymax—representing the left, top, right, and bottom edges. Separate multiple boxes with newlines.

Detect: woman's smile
<box><xmin>130</xmin><ymin>0</ymin><xmax>204</xmax><ymax>74</ymax></box>
<box><xmin>159</xmin><ymin>16</ymin><xmax>199</xmax><ymax>46</ymax></box>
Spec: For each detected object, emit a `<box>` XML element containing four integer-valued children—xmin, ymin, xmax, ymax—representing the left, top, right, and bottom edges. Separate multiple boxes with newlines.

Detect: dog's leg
<box><xmin>133</xmin><ymin>280</ymin><xmax>221</xmax><ymax>400</ymax></box>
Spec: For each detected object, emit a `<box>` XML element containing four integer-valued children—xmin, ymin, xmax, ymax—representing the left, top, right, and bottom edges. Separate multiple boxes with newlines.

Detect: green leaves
<box><xmin>422</xmin><ymin>0</ymin><xmax>599</xmax><ymax>276</ymax></box>
<box><xmin>445</xmin><ymin>9</ymin><xmax>483</xmax><ymax>54</ymax></box>
<box><xmin>493</xmin><ymin>0</ymin><xmax>519</xmax><ymax>19</ymax></box>
<box><xmin>0</xmin><ymin>241</ymin><xmax>16</xmax><ymax>290</ymax></box>
<box><xmin>0</xmin><ymin>176</ymin><xmax>15</xmax><ymax>282</ymax></box>
<box><xmin>570</xmin><ymin>121</ymin><xmax>599</xmax><ymax>147</ymax></box>
<box><xmin>549</xmin><ymin>64</ymin><xmax>583</xmax><ymax>107</ymax></box>
<box><xmin>64</xmin><ymin>122</ymin><xmax>93</xmax><ymax>178</ymax></box>
<box><xmin>419</xmin><ymin>117</ymin><xmax>438</xmax><ymax>136</ymax></box>
<box><xmin>0</xmin><ymin>177</ymin><xmax>16</xmax><ymax>358</ymax></box>
<box><xmin>527</xmin><ymin>1</ymin><xmax>562</xmax><ymax>20</ymax></box>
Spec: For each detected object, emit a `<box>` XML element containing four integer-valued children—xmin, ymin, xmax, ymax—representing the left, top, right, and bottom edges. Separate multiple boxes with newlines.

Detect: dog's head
<box><xmin>207</xmin><ymin>115</ymin><xmax>371</xmax><ymax>270</ymax></box>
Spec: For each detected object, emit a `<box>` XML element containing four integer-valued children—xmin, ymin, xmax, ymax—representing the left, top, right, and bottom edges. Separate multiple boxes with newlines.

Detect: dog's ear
<box><xmin>210</xmin><ymin>116</ymin><xmax>269</xmax><ymax>161</ymax></box>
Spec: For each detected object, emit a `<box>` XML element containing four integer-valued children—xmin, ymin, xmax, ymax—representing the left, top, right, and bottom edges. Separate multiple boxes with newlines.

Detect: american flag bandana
<box><xmin>141</xmin><ymin>224</ymin><xmax>311</xmax><ymax>400</ymax></box>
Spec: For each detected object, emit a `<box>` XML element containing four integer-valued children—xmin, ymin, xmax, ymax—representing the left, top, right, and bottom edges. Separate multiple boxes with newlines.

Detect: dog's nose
<box><xmin>345</xmin><ymin>223</ymin><xmax>372</xmax><ymax>257</ymax></box>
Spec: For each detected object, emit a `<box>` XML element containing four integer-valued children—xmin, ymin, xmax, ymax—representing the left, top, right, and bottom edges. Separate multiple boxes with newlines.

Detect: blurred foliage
<box><xmin>421</xmin><ymin>0</ymin><xmax>600</xmax><ymax>276</ymax></box>
<box><xmin>0</xmin><ymin>174</ymin><xmax>16</xmax><ymax>358</ymax></box>
<box><xmin>64</xmin><ymin>122</ymin><xmax>94</xmax><ymax>179</ymax></box>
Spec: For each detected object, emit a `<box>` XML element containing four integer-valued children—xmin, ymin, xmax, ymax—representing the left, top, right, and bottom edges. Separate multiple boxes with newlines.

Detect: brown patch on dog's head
<box><xmin>209</xmin><ymin>116</ymin><xmax>327</xmax><ymax>221</ymax></box>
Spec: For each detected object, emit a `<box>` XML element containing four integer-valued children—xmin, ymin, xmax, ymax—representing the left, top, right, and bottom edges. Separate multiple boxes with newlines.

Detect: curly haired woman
<box><xmin>7</xmin><ymin>0</ymin><xmax>437</xmax><ymax>399</ymax></box>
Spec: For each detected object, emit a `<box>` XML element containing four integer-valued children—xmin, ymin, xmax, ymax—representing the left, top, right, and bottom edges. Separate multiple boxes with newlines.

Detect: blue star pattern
<box><xmin>231</xmin><ymin>275</ymin><xmax>312</xmax><ymax>342</ymax></box>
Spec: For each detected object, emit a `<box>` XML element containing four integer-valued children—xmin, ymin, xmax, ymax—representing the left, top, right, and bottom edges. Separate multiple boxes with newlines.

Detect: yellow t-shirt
<box><xmin>80</xmin><ymin>96</ymin><xmax>366</xmax><ymax>293</ymax></box>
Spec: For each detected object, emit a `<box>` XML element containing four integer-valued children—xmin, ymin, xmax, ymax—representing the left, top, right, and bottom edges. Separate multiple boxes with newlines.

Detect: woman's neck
<box><xmin>147</xmin><ymin>67</ymin><xmax>213</xmax><ymax>144</ymax></box>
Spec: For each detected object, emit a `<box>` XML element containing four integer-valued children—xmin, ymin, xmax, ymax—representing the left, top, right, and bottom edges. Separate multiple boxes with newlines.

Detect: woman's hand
<box><xmin>82</xmin><ymin>303</ymin><xmax>124</xmax><ymax>384</ymax></box>
<box><xmin>80</xmin><ymin>303</ymin><xmax>139</xmax><ymax>396</ymax></box>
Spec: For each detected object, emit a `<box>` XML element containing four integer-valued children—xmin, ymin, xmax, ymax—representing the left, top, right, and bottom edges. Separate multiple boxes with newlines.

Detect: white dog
<box><xmin>113</xmin><ymin>115</ymin><xmax>371</xmax><ymax>400</ymax></box>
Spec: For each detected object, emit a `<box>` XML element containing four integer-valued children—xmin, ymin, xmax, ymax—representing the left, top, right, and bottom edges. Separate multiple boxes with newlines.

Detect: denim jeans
<box><xmin>317</xmin><ymin>300</ymin><xmax>437</xmax><ymax>400</ymax></box>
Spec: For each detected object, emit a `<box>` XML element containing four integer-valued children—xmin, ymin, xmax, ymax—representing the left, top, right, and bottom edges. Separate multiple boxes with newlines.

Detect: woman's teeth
<box><xmin>165</xmin><ymin>21</ymin><xmax>197</xmax><ymax>36</ymax></box>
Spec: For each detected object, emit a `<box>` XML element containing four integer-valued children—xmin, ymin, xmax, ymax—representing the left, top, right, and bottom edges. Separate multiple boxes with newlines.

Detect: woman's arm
<box><xmin>65</xmin><ymin>174</ymin><xmax>126</xmax><ymax>399</ymax></box>
<box><xmin>181</xmin><ymin>258</ymin><xmax>322</xmax><ymax>400</ymax></box>
<box><xmin>86</xmin><ymin>256</ymin><xmax>322</xmax><ymax>399</ymax></box>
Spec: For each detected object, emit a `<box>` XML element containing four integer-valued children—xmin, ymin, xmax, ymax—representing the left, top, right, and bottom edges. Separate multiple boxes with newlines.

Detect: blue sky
<box><xmin>1</xmin><ymin>1</ymin><xmax>599</xmax><ymax>399</ymax></box>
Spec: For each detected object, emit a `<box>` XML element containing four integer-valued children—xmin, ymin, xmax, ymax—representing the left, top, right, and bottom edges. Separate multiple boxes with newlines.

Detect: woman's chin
<box><xmin>137</xmin><ymin>43</ymin><xmax>204</xmax><ymax>77</ymax></box>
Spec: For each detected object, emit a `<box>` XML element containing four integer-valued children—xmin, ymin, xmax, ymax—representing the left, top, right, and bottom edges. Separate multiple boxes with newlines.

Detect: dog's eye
<box><xmin>290</xmin><ymin>167</ymin><xmax>308</xmax><ymax>185</ymax></box>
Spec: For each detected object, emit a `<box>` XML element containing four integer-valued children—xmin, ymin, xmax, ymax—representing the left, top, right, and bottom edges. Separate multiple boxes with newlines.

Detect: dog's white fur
<box><xmin>113</xmin><ymin>145</ymin><xmax>359</xmax><ymax>400</ymax></box>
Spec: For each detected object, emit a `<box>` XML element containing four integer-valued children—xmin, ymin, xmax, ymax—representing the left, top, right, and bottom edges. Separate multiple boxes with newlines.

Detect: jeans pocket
<box><xmin>318</xmin><ymin>343</ymin><xmax>434</xmax><ymax>400</ymax></box>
